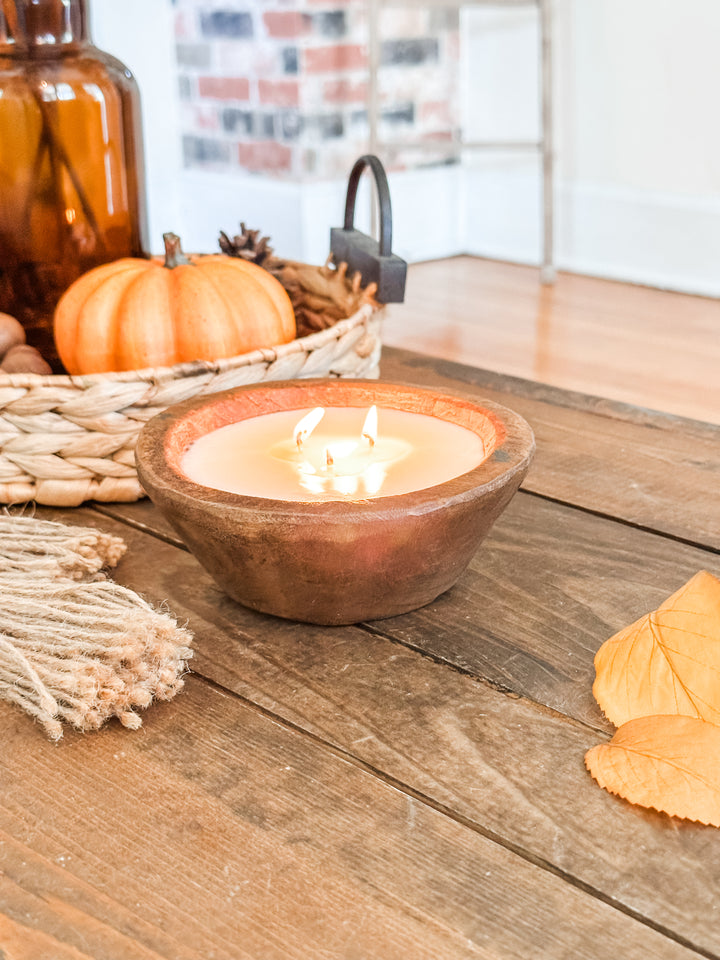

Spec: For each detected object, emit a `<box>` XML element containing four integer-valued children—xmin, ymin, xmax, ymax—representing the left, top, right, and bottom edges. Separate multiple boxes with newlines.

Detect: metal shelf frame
<box><xmin>366</xmin><ymin>0</ymin><xmax>555</xmax><ymax>282</ymax></box>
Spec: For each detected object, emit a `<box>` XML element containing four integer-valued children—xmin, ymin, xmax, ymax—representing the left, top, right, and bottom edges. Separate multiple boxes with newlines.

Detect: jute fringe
<box><xmin>0</xmin><ymin>515</ymin><xmax>193</xmax><ymax>740</ymax></box>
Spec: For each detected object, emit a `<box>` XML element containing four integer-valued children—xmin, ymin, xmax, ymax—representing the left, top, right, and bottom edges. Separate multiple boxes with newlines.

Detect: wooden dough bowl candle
<box><xmin>136</xmin><ymin>379</ymin><xmax>535</xmax><ymax>625</ymax></box>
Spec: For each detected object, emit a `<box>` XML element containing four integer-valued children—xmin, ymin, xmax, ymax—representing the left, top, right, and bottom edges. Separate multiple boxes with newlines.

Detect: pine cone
<box><xmin>268</xmin><ymin>258</ymin><xmax>379</xmax><ymax>338</ymax></box>
<box><xmin>217</xmin><ymin>225</ymin><xmax>379</xmax><ymax>338</ymax></box>
<box><xmin>219</xmin><ymin>222</ymin><xmax>274</xmax><ymax>267</ymax></box>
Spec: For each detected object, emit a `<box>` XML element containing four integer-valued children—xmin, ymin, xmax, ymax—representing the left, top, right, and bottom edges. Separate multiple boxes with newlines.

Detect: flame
<box><xmin>293</xmin><ymin>407</ymin><xmax>324</xmax><ymax>449</ymax></box>
<box><xmin>325</xmin><ymin>440</ymin><xmax>359</xmax><ymax>468</ymax></box>
<box><xmin>65</xmin><ymin>207</ymin><xmax>76</xmax><ymax>225</ymax></box>
<box><xmin>362</xmin><ymin>405</ymin><xmax>377</xmax><ymax>447</ymax></box>
<box><xmin>286</xmin><ymin>404</ymin><xmax>407</xmax><ymax>498</ymax></box>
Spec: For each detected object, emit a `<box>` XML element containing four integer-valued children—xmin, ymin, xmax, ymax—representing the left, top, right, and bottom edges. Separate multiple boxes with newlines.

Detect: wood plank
<box><xmin>380</xmin><ymin>257</ymin><xmax>720</xmax><ymax>424</ymax></box>
<box><xmin>0</xmin><ymin>678</ymin><xmax>699</xmax><ymax>960</ymax></box>
<box><xmin>37</xmin><ymin>506</ymin><xmax>720</xmax><ymax>957</ymax></box>
<box><xmin>97</xmin><ymin>347</ymin><xmax>720</xmax><ymax>549</ymax></box>
<box><xmin>93</xmin><ymin>499</ymin><xmax>182</xmax><ymax>549</ymax></box>
<box><xmin>383</xmin><ymin>347</ymin><xmax>720</xmax><ymax>436</ymax></box>
<box><xmin>0</xmin><ymin>914</ymin><xmax>98</xmax><ymax>960</ymax></box>
<box><xmin>93</xmin><ymin>488</ymin><xmax>720</xmax><ymax>731</ymax></box>
<box><xmin>380</xmin><ymin>348</ymin><xmax>720</xmax><ymax>549</ymax></box>
<box><xmin>371</xmin><ymin>492</ymin><xmax>720</xmax><ymax>725</ymax></box>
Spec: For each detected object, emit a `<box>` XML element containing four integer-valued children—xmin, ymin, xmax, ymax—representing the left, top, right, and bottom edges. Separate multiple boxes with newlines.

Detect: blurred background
<box><xmin>89</xmin><ymin>0</ymin><xmax>720</xmax><ymax>296</ymax></box>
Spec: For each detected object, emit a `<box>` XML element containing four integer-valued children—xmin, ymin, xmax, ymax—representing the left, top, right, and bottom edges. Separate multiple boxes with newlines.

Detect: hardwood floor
<box><xmin>381</xmin><ymin>257</ymin><xmax>720</xmax><ymax>424</ymax></box>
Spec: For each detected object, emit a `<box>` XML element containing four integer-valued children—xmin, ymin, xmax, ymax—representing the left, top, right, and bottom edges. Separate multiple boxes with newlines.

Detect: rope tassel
<box><xmin>0</xmin><ymin>514</ymin><xmax>193</xmax><ymax>739</ymax></box>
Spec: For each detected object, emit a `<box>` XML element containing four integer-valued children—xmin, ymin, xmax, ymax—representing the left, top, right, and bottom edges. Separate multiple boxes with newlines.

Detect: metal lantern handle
<box><xmin>330</xmin><ymin>153</ymin><xmax>406</xmax><ymax>303</ymax></box>
<box><xmin>343</xmin><ymin>154</ymin><xmax>393</xmax><ymax>257</ymax></box>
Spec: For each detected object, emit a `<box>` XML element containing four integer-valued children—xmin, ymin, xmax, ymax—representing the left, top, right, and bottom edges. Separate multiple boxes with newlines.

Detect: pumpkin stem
<box><xmin>163</xmin><ymin>232</ymin><xmax>192</xmax><ymax>268</ymax></box>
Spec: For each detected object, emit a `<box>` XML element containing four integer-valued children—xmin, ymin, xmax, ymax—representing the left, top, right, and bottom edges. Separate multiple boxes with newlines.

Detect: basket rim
<box><xmin>0</xmin><ymin>303</ymin><xmax>378</xmax><ymax>391</ymax></box>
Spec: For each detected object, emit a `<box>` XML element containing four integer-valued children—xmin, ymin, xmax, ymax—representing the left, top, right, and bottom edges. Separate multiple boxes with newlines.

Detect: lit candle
<box><xmin>137</xmin><ymin>379</ymin><xmax>535</xmax><ymax>624</ymax></box>
<box><xmin>181</xmin><ymin>404</ymin><xmax>488</xmax><ymax>501</ymax></box>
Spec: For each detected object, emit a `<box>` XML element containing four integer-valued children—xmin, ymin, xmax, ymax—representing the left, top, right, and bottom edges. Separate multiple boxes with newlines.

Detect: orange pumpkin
<box><xmin>54</xmin><ymin>232</ymin><xmax>296</xmax><ymax>374</ymax></box>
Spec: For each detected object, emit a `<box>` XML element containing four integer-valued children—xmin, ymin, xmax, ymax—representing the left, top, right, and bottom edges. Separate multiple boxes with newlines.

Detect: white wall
<box><xmin>89</xmin><ymin>0</ymin><xmax>182</xmax><ymax>253</ymax></box>
<box><xmin>461</xmin><ymin>0</ymin><xmax>720</xmax><ymax>296</ymax></box>
<box><xmin>89</xmin><ymin>0</ymin><xmax>720</xmax><ymax>295</ymax></box>
<box><xmin>564</xmin><ymin>0</ymin><xmax>720</xmax><ymax>197</ymax></box>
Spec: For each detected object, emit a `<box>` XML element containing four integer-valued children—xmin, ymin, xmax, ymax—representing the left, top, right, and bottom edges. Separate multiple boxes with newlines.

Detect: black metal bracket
<box><xmin>330</xmin><ymin>154</ymin><xmax>407</xmax><ymax>303</ymax></box>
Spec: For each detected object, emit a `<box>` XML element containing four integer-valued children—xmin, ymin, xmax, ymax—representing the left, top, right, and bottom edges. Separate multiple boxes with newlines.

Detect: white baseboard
<box><xmin>176</xmin><ymin>165</ymin><xmax>720</xmax><ymax>299</ymax></box>
<box><xmin>463</xmin><ymin>162</ymin><xmax>720</xmax><ymax>298</ymax></box>
<box><xmin>558</xmin><ymin>181</ymin><xmax>720</xmax><ymax>297</ymax></box>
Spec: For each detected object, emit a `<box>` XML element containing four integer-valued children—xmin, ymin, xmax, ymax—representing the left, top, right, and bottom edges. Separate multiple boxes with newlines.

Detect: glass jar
<box><xmin>0</xmin><ymin>0</ymin><xmax>148</xmax><ymax>368</ymax></box>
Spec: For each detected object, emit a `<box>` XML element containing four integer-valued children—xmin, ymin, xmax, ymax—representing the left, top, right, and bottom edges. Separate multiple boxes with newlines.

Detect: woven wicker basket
<box><xmin>0</xmin><ymin>291</ymin><xmax>382</xmax><ymax>507</ymax></box>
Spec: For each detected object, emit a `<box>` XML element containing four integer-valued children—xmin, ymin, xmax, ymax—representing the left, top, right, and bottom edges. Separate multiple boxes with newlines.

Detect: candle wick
<box><xmin>325</xmin><ymin>448</ymin><xmax>334</xmax><ymax>469</ymax></box>
<box><xmin>296</xmin><ymin>434</ymin><xmax>304</xmax><ymax>451</ymax></box>
<box><xmin>363</xmin><ymin>432</ymin><xmax>375</xmax><ymax>448</ymax></box>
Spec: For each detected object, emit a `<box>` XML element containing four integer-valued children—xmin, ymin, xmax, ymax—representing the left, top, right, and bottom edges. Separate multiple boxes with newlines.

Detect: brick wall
<box><xmin>175</xmin><ymin>0</ymin><xmax>460</xmax><ymax>180</ymax></box>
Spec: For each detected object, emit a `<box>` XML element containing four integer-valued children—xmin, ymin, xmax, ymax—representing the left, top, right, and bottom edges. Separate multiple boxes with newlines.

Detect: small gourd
<box><xmin>54</xmin><ymin>233</ymin><xmax>296</xmax><ymax>375</ymax></box>
<box><xmin>0</xmin><ymin>312</ymin><xmax>26</xmax><ymax>360</ymax></box>
<box><xmin>0</xmin><ymin>344</ymin><xmax>52</xmax><ymax>375</ymax></box>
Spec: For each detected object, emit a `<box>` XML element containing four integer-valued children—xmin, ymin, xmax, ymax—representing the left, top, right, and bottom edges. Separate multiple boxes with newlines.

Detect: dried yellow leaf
<box><xmin>585</xmin><ymin>715</ymin><xmax>720</xmax><ymax>826</ymax></box>
<box><xmin>592</xmin><ymin>570</ymin><xmax>720</xmax><ymax>728</ymax></box>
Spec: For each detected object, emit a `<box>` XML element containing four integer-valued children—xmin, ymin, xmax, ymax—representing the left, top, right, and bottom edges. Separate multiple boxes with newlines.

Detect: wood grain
<box><xmin>381</xmin><ymin>257</ymin><xmax>720</xmax><ymax>424</ymax></box>
<box><xmin>381</xmin><ymin>348</ymin><xmax>720</xmax><ymax>549</ymax></box>
<box><xmin>39</xmin><ymin>504</ymin><xmax>720</xmax><ymax>957</ymax></box>
<box><xmin>373</xmin><ymin>492</ymin><xmax>720</xmax><ymax>724</ymax></box>
<box><xmin>99</xmin><ymin>347</ymin><xmax>720</xmax><ymax>550</ymax></box>
<box><xmin>0</xmin><ymin>913</ymin><xmax>97</xmax><ymax>960</ymax></box>
<box><xmin>7</xmin><ymin>348</ymin><xmax>718</xmax><ymax>959</ymax></box>
<box><xmin>0</xmin><ymin>679</ymin><xmax>699</xmax><ymax>960</ymax></box>
<box><xmin>94</xmin><ymin>489</ymin><xmax>720</xmax><ymax>730</ymax></box>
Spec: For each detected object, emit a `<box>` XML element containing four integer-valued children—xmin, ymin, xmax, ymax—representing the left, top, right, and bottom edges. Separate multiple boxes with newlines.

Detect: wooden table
<box><xmin>2</xmin><ymin>347</ymin><xmax>719</xmax><ymax>960</ymax></box>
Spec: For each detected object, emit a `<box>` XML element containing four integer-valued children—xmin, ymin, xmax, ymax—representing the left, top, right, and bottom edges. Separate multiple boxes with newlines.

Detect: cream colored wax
<box><xmin>181</xmin><ymin>406</ymin><xmax>488</xmax><ymax>501</ymax></box>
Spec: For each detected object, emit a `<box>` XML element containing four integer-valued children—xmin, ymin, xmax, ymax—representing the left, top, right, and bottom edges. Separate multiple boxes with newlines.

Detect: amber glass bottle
<box><xmin>0</xmin><ymin>0</ymin><xmax>148</xmax><ymax>367</ymax></box>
